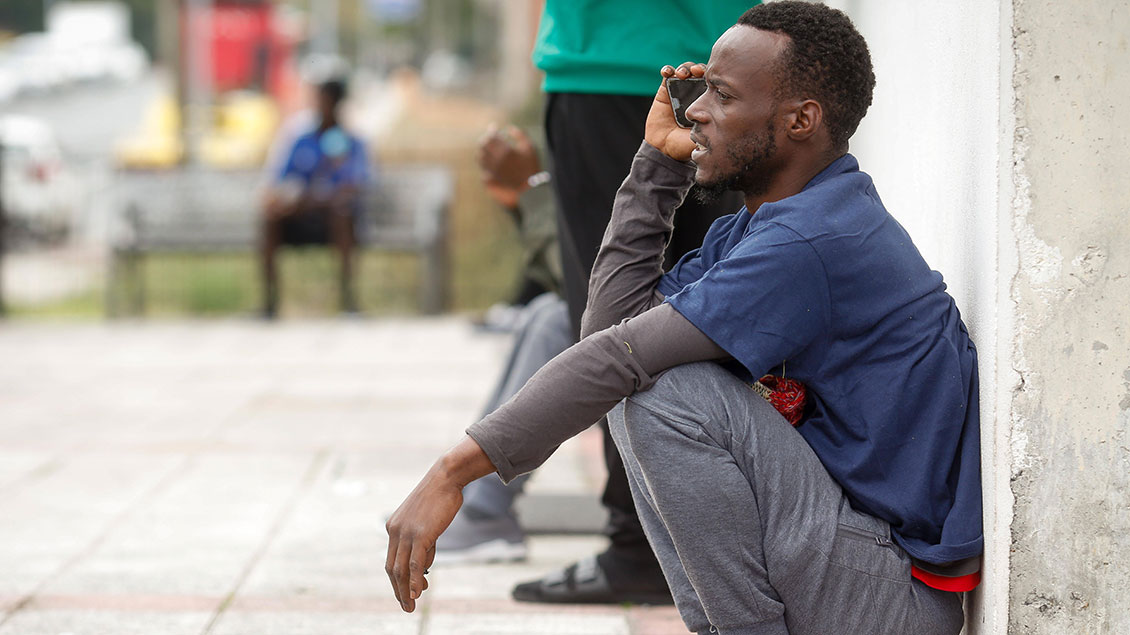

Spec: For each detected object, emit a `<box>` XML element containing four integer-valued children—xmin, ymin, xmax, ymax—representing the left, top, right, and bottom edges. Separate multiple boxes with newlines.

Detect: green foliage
<box><xmin>119</xmin><ymin>0</ymin><xmax>156</xmax><ymax>57</ymax></box>
<box><xmin>7</xmin><ymin>287</ymin><xmax>101</xmax><ymax>320</ymax></box>
<box><xmin>0</xmin><ymin>1</ymin><xmax>45</xmax><ymax>34</ymax></box>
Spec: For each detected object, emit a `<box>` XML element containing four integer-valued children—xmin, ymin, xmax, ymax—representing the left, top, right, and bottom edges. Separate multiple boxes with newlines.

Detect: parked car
<box><xmin>0</xmin><ymin>51</ymin><xmax>21</xmax><ymax>103</ymax></box>
<box><xmin>0</xmin><ymin>115</ymin><xmax>78</xmax><ymax>244</ymax></box>
<box><xmin>0</xmin><ymin>27</ymin><xmax>150</xmax><ymax>100</ymax></box>
<box><xmin>3</xmin><ymin>34</ymin><xmax>69</xmax><ymax>94</ymax></box>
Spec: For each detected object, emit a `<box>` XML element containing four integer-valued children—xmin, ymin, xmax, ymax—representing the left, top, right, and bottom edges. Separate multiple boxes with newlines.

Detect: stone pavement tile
<box><xmin>209</xmin><ymin>609</ymin><xmax>420</xmax><ymax>635</ymax></box>
<box><xmin>0</xmin><ymin>609</ymin><xmax>212</xmax><ymax>635</ymax></box>
<box><xmin>268</xmin><ymin>365</ymin><xmax>498</xmax><ymax>403</ymax></box>
<box><xmin>226</xmin><ymin>596</ymin><xmax>398</xmax><ymax>612</ymax></box>
<box><xmin>334</xmin><ymin>449</ymin><xmax>455</xmax><ymax>511</ymax></box>
<box><xmin>41</xmin><ymin>453</ymin><xmax>314</xmax><ymax>597</ymax></box>
<box><xmin>24</xmin><ymin>593</ymin><xmax>219</xmax><ymax>612</ymax></box>
<box><xmin>181</xmin><ymin>320</ymin><xmax>508</xmax><ymax>375</ymax></box>
<box><xmin>0</xmin><ymin>555</ymin><xmax>70</xmax><ymax>599</ymax></box>
<box><xmin>305</xmin><ymin>319</ymin><xmax>510</xmax><ymax>366</ymax></box>
<box><xmin>419</xmin><ymin>600</ymin><xmax>688</xmax><ymax>634</ymax></box>
<box><xmin>235</xmin><ymin>463</ymin><xmax>614</xmax><ymax>612</ymax></box>
<box><xmin>0</xmin><ymin>319</ymin><xmax>625</xmax><ymax>634</ymax></box>
<box><xmin>424</xmin><ymin>612</ymin><xmax>631</xmax><ymax>635</ymax></box>
<box><xmin>0</xmin><ymin>451</ymin><xmax>53</xmax><ymax>491</ymax></box>
<box><xmin>0</xmin><ymin>595</ymin><xmax>22</xmax><ymax>613</ymax></box>
<box><xmin>0</xmin><ymin>372</ymin><xmax>252</xmax><ymax>454</ymax></box>
<box><xmin>0</xmin><ymin>454</ymin><xmax>182</xmax><ymax>596</ymax></box>
<box><xmin>216</xmin><ymin>402</ymin><xmax>473</xmax><ymax>453</ymax></box>
<box><xmin>232</xmin><ymin>454</ymin><xmax>393</xmax><ymax>601</ymax></box>
<box><xmin>423</xmin><ymin>533</ymin><xmax>687</xmax><ymax>634</ymax></box>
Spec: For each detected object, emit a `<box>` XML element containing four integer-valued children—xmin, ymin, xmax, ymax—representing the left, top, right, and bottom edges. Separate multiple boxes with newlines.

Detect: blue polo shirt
<box><xmin>658</xmin><ymin>154</ymin><xmax>982</xmax><ymax>565</ymax></box>
<box><xmin>277</xmin><ymin>126</ymin><xmax>370</xmax><ymax>198</ymax></box>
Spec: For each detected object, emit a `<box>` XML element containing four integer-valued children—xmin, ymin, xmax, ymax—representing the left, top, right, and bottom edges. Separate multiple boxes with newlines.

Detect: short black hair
<box><xmin>319</xmin><ymin>79</ymin><xmax>347</xmax><ymax>105</ymax></box>
<box><xmin>737</xmin><ymin>2</ymin><xmax>875</xmax><ymax>150</ymax></box>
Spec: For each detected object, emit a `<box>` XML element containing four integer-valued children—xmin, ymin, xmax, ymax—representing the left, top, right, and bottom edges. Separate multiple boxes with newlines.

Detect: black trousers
<box><xmin>544</xmin><ymin>92</ymin><xmax>742</xmax><ymax>565</ymax></box>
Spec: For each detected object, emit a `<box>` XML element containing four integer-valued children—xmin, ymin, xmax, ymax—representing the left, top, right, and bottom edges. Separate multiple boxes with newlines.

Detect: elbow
<box><xmin>579</xmin><ymin>308</ymin><xmax>603</xmax><ymax>340</ymax></box>
<box><xmin>581</xmin><ymin>303</ymin><xmax>623</xmax><ymax>340</ymax></box>
<box><xmin>582</xmin><ymin>291</ymin><xmax>664</xmax><ymax>339</ymax></box>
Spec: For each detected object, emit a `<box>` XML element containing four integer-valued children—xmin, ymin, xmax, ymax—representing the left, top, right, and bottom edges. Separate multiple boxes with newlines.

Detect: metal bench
<box><xmin>106</xmin><ymin>164</ymin><xmax>452</xmax><ymax>317</ymax></box>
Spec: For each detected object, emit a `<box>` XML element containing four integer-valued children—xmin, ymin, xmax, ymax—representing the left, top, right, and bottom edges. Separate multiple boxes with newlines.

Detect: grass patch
<box><xmin>13</xmin><ymin>237</ymin><xmax>522</xmax><ymax>320</ymax></box>
<box><xmin>110</xmin><ymin>249</ymin><xmax>428</xmax><ymax>318</ymax></box>
<box><xmin>6</xmin><ymin>287</ymin><xmax>103</xmax><ymax>320</ymax></box>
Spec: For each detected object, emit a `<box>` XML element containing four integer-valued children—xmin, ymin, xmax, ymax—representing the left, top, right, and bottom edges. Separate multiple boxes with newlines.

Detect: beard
<box><xmin>693</xmin><ymin>119</ymin><xmax>777</xmax><ymax>204</ymax></box>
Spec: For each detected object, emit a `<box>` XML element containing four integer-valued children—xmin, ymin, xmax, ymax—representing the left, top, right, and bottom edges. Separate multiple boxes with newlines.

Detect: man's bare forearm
<box><xmin>580</xmin><ymin>142</ymin><xmax>697</xmax><ymax>338</ymax></box>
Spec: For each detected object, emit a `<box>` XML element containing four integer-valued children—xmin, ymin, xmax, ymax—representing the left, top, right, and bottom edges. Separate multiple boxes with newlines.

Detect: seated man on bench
<box><xmin>386</xmin><ymin>3</ymin><xmax>982</xmax><ymax>634</ymax></box>
<box><xmin>259</xmin><ymin>78</ymin><xmax>370</xmax><ymax>318</ymax></box>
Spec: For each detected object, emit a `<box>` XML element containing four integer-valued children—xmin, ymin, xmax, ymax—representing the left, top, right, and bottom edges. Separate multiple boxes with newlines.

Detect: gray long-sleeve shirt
<box><xmin>467</xmin><ymin>143</ymin><xmax>728</xmax><ymax>482</ymax></box>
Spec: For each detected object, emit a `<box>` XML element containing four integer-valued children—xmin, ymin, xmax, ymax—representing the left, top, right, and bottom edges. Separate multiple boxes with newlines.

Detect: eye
<box><xmin>705</xmin><ymin>81</ymin><xmax>731</xmax><ymax>102</ymax></box>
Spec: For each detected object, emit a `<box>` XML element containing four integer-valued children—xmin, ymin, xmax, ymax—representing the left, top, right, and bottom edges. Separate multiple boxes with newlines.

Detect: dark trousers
<box><xmin>544</xmin><ymin>93</ymin><xmax>742</xmax><ymax>569</ymax></box>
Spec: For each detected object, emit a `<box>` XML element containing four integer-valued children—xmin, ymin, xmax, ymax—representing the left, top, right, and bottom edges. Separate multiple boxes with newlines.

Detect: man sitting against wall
<box><xmin>385</xmin><ymin>3</ymin><xmax>983</xmax><ymax>634</ymax></box>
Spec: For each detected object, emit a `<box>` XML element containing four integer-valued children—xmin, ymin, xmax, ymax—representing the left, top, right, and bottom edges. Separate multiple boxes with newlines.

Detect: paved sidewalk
<box><xmin>0</xmin><ymin>318</ymin><xmax>688</xmax><ymax>635</ymax></box>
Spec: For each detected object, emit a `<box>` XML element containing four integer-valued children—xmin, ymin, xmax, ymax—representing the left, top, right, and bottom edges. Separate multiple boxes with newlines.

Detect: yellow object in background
<box><xmin>200</xmin><ymin>91</ymin><xmax>280</xmax><ymax>169</ymax></box>
<box><xmin>114</xmin><ymin>95</ymin><xmax>184</xmax><ymax>169</ymax></box>
<box><xmin>114</xmin><ymin>92</ymin><xmax>280</xmax><ymax>169</ymax></box>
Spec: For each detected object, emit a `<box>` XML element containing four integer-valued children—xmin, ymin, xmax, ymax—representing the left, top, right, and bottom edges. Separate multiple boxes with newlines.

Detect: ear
<box><xmin>783</xmin><ymin>99</ymin><xmax>823</xmax><ymax>142</ymax></box>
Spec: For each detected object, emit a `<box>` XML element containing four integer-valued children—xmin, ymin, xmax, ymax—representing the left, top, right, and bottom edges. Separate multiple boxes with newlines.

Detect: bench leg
<box><xmin>131</xmin><ymin>251</ymin><xmax>145</xmax><ymax>316</ymax></box>
<box><xmin>107</xmin><ymin>249</ymin><xmax>144</xmax><ymax>319</ymax></box>
<box><xmin>420</xmin><ymin>240</ymin><xmax>448</xmax><ymax>314</ymax></box>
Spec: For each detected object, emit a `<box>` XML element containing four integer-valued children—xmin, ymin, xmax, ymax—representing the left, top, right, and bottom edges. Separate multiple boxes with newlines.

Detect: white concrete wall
<box><xmin>1006</xmin><ymin>1</ymin><xmax>1130</xmax><ymax>632</ymax></box>
<box><xmin>821</xmin><ymin>1</ymin><xmax>1010</xmax><ymax>630</ymax></box>
<box><xmin>821</xmin><ymin>1</ymin><xmax>1130</xmax><ymax>632</ymax></box>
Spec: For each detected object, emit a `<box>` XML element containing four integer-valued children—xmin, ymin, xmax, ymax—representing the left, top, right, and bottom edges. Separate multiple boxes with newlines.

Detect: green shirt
<box><xmin>533</xmin><ymin>0</ymin><xmax>758</xmax><ymax>96</ymax></box>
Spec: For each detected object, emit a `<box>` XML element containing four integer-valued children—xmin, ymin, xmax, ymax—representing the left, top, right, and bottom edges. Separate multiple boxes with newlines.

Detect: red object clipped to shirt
<box><xmin>753</xmin><ymin>375</ymin><xmax>807</xmax><ymax>426</ymax></box>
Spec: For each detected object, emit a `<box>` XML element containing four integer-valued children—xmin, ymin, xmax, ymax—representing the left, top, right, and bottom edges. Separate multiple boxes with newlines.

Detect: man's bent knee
<box><xmin>626</xmin><ymin>361</ymin><xmax>752</xmax><ymax>425</ymax></box>
<box><xmin>622</xmin><ymin>361</ymin><xmax>792</xmax><ymax>459</ymax></box>
<box><xmin>617</xmin><ymin>362</ymin><xmax>736</xmax><ymax>454</ymax></box>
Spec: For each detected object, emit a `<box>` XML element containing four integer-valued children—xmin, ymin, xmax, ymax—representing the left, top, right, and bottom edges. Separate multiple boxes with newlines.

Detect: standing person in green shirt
<box><xmin>508</xmin><ymin>0</ymin><xmax>755</xmax><ymax>605</ymax></box>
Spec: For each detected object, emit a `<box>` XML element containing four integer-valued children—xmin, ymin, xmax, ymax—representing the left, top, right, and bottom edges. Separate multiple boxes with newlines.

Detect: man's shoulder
<box><xmin>758</xmin><ymin>165</ymin><xmax>884</xmax><ymax>239</ymax></box>
<box><xmin>288</xmin><ymin>129</ymin><xmax>320</xmax><ymax>150</ymax></box>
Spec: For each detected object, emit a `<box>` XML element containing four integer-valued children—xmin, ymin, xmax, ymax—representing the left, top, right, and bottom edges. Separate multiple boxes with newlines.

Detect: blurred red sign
<box><xmin>181</xmin><ymin>1</ymin><xmax>297</xmax><ymax>97</ymax></box>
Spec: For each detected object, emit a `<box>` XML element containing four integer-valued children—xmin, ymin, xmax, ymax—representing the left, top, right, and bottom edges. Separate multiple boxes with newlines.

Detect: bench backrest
<box><xmin>113</xmin><ymin>164</ymin><xmax>453</xmax><ymax>253</ymax></box>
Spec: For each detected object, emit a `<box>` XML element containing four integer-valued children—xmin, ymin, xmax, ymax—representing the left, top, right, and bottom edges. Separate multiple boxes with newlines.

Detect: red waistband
<box><xmin>911</xmin><ymin>565</ymin><xmax>981</xmax><ymax>592</ymax></box>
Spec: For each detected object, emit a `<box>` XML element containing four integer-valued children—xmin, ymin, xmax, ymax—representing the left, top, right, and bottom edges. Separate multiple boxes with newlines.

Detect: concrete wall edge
<box><xmin>971</xmin><ymin>0</ymin><xmax>1020</xmax><ymax>632</ymax></box>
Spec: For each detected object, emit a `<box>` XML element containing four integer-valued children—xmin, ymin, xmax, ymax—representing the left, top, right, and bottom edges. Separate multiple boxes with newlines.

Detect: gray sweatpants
<box><xmin>607</xmin><ymin>362</ymin><xmax>965</xmax><ymax>635</ymax></box>
<box><xmin>463</xmin><ymin>293</ymin><xmax>573</xmax><ymax>516</ymax></box>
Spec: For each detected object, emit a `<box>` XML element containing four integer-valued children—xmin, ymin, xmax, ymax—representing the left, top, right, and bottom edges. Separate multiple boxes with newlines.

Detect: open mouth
<box><xmin>689</xmin><ymin>132</ymin><xmax>708</xmax><ymax>151</ymax></box>
<box><xmin>690</xmin><ymin>133</ymin><xmax>709</xmax><ymax>162</ymax></box>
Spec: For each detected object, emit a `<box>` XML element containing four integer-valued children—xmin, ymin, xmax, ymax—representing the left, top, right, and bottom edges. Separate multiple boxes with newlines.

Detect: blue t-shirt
<box><xmin>277</xmin><ymin>126</ymin><xmax>370</xmax><ymax>202</ymax></box>
<box><xmin>658</xmin><ymin>154</ymin><xmax>982</xmax><ymax>565</ymax></box>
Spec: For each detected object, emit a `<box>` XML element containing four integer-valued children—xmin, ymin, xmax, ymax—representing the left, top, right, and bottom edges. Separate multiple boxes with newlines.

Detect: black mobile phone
<box><xmin>666</xmin><ymin>77</ymin><xmax>706</xmax><ymax>128</ymax></box>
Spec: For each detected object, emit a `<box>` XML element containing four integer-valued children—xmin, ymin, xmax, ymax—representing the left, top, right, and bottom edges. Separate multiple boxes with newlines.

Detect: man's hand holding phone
<box><xmin>644</xmin><ymin>62</ymin><xmax>706</xmax><ymax>163</ymax></box>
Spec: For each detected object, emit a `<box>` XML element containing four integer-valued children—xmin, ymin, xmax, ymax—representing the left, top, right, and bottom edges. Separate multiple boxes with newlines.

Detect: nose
<box><xmin>685</xmin><ymin>93</ymin><xmax>708</xmax><ymax>125</ymax></box>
